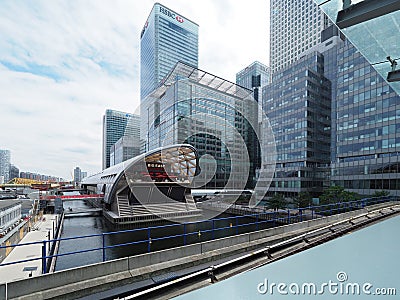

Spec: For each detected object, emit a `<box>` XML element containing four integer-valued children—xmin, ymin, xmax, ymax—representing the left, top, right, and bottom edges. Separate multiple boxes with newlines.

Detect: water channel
<box><xmin>55</xmin><ymin>200</ymin><xmax>273</xmax><ymax>271</ymax></box>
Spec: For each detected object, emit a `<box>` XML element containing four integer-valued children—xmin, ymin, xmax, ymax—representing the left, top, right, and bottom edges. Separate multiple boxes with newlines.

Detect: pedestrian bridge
<box><xmin>64</xmin><ymin>208</ymin><xmax>102</xmax><ymax>217</ymax></box>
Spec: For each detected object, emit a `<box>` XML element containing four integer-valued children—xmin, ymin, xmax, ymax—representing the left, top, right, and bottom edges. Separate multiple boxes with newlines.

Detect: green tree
<box><xmin>320</xmin><ymin>186</ymin><xmax>359</xmax><ymax>204</ymax></box>
<box><xmin>341</xmin><ymin>190</ymin><xmax>358</xmax><ymax>202</ymax></box>
<box><xmin>267</xmin><ymin>193</ymin><xmax>286</xmax><ymax>211</ymax></box>
<box><xmin>320</xmin><ymin>186</ymin><xmax>345</xmax><ymax>204</ymax></box>
<box><xmin>372</xmin><ymin>190</ymin><xmax>390</xmax><ymax>197</ymax></box>
<box><xmin>292</xmin><ymin>192</ymin><xmax>312</xmax><ymax>208</ymax></box>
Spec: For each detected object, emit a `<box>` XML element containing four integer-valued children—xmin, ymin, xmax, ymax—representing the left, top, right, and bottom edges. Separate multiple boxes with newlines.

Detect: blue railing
<box><xmin>0</xmin><ymin>196</ymin><xmax>396</xmax><ymax>274</ymax></box>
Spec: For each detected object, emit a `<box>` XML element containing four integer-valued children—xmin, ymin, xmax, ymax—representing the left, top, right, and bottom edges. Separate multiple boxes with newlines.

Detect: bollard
<box><xmin>256</xmin><ymin>214</ymin><xmax>259</xmax><ymax>231</ymax></box>
<box><xmin>236</xmin><ymin>217</ymin><xmax>238</xmax><ymax>235</ymax></box>
<box><xmin>42</xmin><ymin>241</ymin><xmax>47</xmax><ymax>274</ymax></box>
<box><xmin>212</xmin><ymin>220</ymin><xmax>215</xmax><ymax>240</ymax></box>
<box><xmin>102</xmin><ymin>233</ymin><xmax>106</xmax><ymax>262</ymax></box>
<box><xmin>147</xmin><ymin>228</ymin><xmax>151</xmax><ymax>253</ymax></box>
<box><xmin>183</xmin><ymin>224</ymin><xmax>187</xmax><ymax>246</ymax></box>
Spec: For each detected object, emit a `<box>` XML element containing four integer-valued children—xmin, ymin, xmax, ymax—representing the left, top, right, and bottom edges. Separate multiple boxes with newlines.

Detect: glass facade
<box><xmin>102</xmin><ymin>110</ymin><xmax>138</xmax><ymax>170</ymax></box>
<box><xmin>315</xmin><ymin>0</ymin><xmax>400</xmax><ymax>96</ymax></box>
<box><xmin>331</xmin><ymin>39</ymin><xmax>400</xmax><ymax>196</ymax></box>
<box><xmin>266</xmin><ymin>19</ymin><xmax>400</xmax><ymax>197</ymax></box>
<box><xmin>0</xmin><ymin>150</ymin><xmax>11</xmax><ymax>183</ymax></box>
<box><xmin>263</xmin><ymin>52</ymin><xmax>331</xmax><ymax>197</ymax></box>
<box><xmin>236</xmin><ymin>61</ymin><xmax>271</xmax><ymax>99</ymax></box>
<box><xmin>140</xmin><ymin>3</ymin><xmax>199</xmax><ymax>100</ymax></box>
<box><xmin>110</xmin><ymin>136</ymin><xmax>141</xmax><ymax>167</ymax></box>
<box><xmin>142</xmin><ymin>62</ymin><xmax>257</xmax><ymax>189</ymax></box>
<box><xmin>270</xmin><ymin>0</ymin><xmax>331</xmax><ymax>71</ymax></box>
<box><xmin>236</xmin><ymin>61</ymin><xmax>271</xmax><ymax>187</ymax></box>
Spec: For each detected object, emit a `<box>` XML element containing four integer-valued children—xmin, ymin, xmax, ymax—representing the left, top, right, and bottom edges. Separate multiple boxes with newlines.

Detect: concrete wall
<box><xmin>0</xmin><ymin>201</ymin><xmax>396</xmax><ymax>300</ymax></box>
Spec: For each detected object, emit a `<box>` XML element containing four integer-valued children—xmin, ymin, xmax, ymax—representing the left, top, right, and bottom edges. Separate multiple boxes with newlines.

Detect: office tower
<box><xmin>331</xmin><ymin>39</ymin><xmax>400</xmax><ymax>196</ymax></box>
<box><xmin>236</xmin><ymin>61</ymin><xmax>271</xmax><ymax>102</ymax></box>
<box><xmin>142</xmin><ymin>62</ymin><xmax>257</xmax><ymax>189</ymax></box>
<box><xmin>236</xmin><ymin>61</ymin><xmax>271</xmax><ymax>187</ymax></box>
<box><xmin>9</xmin><ymin>164</ymin><xmax>19</xmax><ymax>181</ymax></box>
<box><xmin>0</xmin><ymin>150</ymin><xmax>11</xmax><ymax>183</ymax></box>
<box><xmin>270</xmin><ymin>0</ymin><xmax>331</xmax><ymax>71</ymax></box>
<box><xmin>302</xmin><ymin>24</ymin><xmax>400</xmax><ymax>196</ymax></box>
<box><xmin>73</xmin><ymin>167</ymin><xmax>82</xmax><ymax>185</ymax></box>
<box><xmin>102</xmin><ymin>110</ymin><xmax>138</xmax><ymax>170</ymax></box>
<box><xmin>140</xmin><ymin>3</ymin><xmax>199</xmax><ymax>100</ymax></box>
<box><xmin>264</xmin><ymin>21</ymin><xmax>400</xmax><ymax>197</ymax></box>
<box><xmin>263</xmin><ymin>52</ymin><xmax>332</xmax><ymax>197</ymax></box>
<box><xmin>110</xmin><ymin>136</ymin><xmax>141</xmax><ymax>167</ymax></box>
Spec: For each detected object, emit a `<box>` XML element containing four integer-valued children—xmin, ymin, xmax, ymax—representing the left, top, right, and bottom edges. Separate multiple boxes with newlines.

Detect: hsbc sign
<box><xmin>160</xmin><ymin>6</ymin><xmax>184</xmax><ymax>23</ymax></box>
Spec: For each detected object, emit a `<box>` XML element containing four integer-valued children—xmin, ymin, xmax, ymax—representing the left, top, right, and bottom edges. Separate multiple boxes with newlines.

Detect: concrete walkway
<box><xmin>0</xmin><ymin>214</ymin><xmax>57</xmax><ymax>283</ymax></box>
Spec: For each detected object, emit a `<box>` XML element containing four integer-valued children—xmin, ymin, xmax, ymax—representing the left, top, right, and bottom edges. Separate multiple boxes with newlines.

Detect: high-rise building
<box><xmin>140</xmin><ymin>3</ymin><xmax>199</xmax><ymax>100</ymax></box>
<box><xmin>110</xmin><ymin>136</ymin><xmax>141</xmax><ymax>167</ymax></box>
<box><xmin>236</xmin><ymin>61</ymin><xmax>271</xmax><ymax>187</ymax></box>
<box><xmin>263</xmin><ymin>51</ymin><xmax>332</xmax><ymax>197</ymax></box>
<box><xmin>270</xmin><ymin>0</ymin><xmax>331</xmax><ymax>71</ymax></box>
<box><xmin>236</xmin><ymin>61</ymin><xmax>271</xmax><ymax>102</ymax></box>
<box><xmin>264</xmin><ymin>17</ymin><xmax>400</xmax><ymax>197</ymax></box>
<box><xmin>0</xmin><ymin>150</ymin><xmax>11</xmax><ymax>183</ymax></box>
<box><xmin>73</xmin><ymin>167</ymin><xmax>82</xmax><ymax>185</ymax></box>
<box><xmin>110</xmin><ymin>113</ymin><xmax>140</xmax><ymax>167</ymax></box>
<box><xmin>142</xmin><ymin>62</ymin><xmax>257</xmax><ymax>189</ymax></box>
<box><xmin>331</xmin><ymin>39</ymin><xmax>400</xmax><ymax>196</ymax></box>
<box><xmin>102</xmin><ymin>110</ymin><xmax>137</xmax><ymax>170</ymax></box>
<box><xmin>9</xmin><ymin>164</ymin><xmax>19</xmax><ymax>181</ymax></box>
<box><xmin>19</xmin><ymin>172</ymin><xmax>62</xmax><ymax>182</ymax></box>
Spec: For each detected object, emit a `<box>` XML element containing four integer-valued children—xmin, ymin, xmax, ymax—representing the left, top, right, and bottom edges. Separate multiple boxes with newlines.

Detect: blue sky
<box><xmin>0</xmin><ymin>0</ymin><xmax>270</xmax><ymax>180</ymax></box>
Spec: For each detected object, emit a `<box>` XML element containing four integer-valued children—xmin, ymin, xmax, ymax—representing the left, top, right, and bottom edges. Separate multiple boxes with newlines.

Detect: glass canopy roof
<box><xmin>315</xmin><ymin>0</ymin><xmax>400</xmax><ymax>96</ymax></box>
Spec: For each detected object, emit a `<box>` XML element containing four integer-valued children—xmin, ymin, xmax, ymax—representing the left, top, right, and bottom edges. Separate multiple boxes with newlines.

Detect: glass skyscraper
<box><xmin>102</xmin><ymin>110</ymin><xmax>139</xmax><ymax>170</ymax></box>
<box><xmin>265</xmin><ymin>16</ymin><xmax>400</xmax><ymax>197</ymax></box>
<box><xmin>142</xmin><ymin>62</ymin><xmax>258</xmax><ymax>189</ymax></box>
<box><xmin>236</xmin><ymin>61</ymin><xmax>271</xmax><ymax>101</ymax></box>
<box><xmin>236</xmin><ymin>61</ymin><xmax>271</xmax><ymax>187</ymax></box>
<box><xmin>0</xmin><ymin>149</ymin><xmax>11</xmax><ymax>184</ymax></box>
<box><xmin>140</xmin><ymin>3</ymin><xmax>199</xmax><ymax>100</ymax></box>
<box><xmin>270</xmin><ymin>0</ymin><xmax>331</xmax><ymax>71</ymax></box>
<box><xmin>263</xmin><ymin>52</ymin><xmax>331</xmax><ymax>197</ymax></box>
<box><xmin>331</xmin><ymin>39</ymin><xmax>400</xmax><ymax>196</ymax></box>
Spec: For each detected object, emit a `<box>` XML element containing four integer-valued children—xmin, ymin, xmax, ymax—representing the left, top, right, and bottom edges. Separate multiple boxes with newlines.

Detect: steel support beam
<box><xmin>336</xmin><ymin>0</ymin><xmax>400</xmax><ymax>29</ymax></box>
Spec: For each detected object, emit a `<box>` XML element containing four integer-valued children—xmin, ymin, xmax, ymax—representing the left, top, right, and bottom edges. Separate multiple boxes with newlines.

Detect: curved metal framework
<box><xmin>81</xmin><ymin>144</ymin><xmax>200</xmax><ymax>221</ymax></box>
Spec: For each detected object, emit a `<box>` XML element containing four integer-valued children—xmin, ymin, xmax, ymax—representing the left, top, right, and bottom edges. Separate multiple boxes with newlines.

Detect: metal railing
<box><xmin>0</xmin><ymin>196</ymin><xmax>397</xmax><ymax>274</ymax></box>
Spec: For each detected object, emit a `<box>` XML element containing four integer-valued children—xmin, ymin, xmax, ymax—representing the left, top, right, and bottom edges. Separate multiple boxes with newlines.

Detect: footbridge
<box><xmin>64</xmin><ymin>208</ymin><xmax>102</xmax><ymax>217</ymax></box>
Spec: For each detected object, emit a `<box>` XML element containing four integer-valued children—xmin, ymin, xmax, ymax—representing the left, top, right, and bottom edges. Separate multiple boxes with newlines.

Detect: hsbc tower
<box><xmin>140</xmin><ymin>3</ymin><xmax>199</xmax><ymax>101</ymax></box>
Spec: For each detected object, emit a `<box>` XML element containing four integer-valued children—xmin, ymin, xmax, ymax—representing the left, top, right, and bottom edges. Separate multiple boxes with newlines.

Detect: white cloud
<box><xmin>0</xmin><ymin>0</ymin><xmax>270</xmax><ymax>180</ymax></box>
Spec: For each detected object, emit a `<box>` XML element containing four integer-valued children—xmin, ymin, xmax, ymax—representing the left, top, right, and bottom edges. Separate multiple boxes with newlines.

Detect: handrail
<box><xmin>0</xmin><ymin>196</ymin><xmax>397</xmax><ymax>274</ymax></box>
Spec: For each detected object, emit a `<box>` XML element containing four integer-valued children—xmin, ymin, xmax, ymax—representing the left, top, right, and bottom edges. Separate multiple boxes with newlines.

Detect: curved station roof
<box><xmin>82</xmin><ymin>144</ymin><xmax>199</xmax><ymax>205</ymax></box>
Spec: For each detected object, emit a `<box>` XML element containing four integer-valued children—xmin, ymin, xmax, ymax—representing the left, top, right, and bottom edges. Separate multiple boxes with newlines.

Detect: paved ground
<box><xmin>0</xmin><ymin>214</ymin><xmax>58</xmax><ymax>283</ymax></box>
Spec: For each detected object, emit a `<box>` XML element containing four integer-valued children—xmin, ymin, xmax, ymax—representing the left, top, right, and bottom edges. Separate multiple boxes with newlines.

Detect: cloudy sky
<box><xmin>0</xmin><ymin>0</ymin><xmax>270</xmax><ymax>180</ymax></box>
